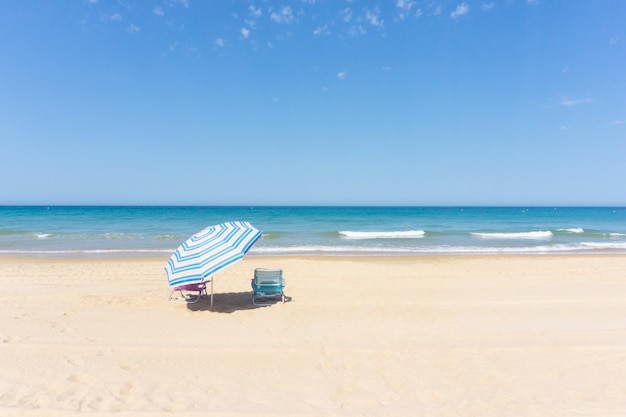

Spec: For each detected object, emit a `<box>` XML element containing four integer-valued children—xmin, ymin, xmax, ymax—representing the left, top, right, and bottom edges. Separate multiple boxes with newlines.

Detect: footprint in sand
<box><xmin>96</xmin><ymin>348</ymin><xmax>113</xmax><ymax>357</ymax></box>
<box><xmin>2</xmin><ymin>335</ymin><xmax>22</xmax><ymax>344</ymax></box>
<box><xmin>120</xmin><ymin>363</ymin><xmax>139</xmax><ymax>371</ymax></box>
<box><xmin>120</xmin><ymin>382</ymin><xmax>138</xmax><ymax>396</ymax></box>
<box><xmin>64</xmin><ymin>355</ymin><xmax>86</xmax><ymax>368</ymax></box>
<box><xmin>68</xmin><ymin>372</ymin><xmax>97</xmax><ymax>384</ymax></box>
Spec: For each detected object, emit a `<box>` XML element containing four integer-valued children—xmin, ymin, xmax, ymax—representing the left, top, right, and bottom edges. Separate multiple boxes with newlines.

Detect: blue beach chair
<box><xmin>251</xmin><ymin>268</ymin><xmax>285</xmax><ymax>305</ymax></box>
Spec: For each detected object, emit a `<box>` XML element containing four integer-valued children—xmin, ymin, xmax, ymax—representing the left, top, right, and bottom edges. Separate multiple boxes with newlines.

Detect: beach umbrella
<box><xmin>165</xmin><ymin>221</ymin><xmax>262</xmax><ymax>306</ymax></box>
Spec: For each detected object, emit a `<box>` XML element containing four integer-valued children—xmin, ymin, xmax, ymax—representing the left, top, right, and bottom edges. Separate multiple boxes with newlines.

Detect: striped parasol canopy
<box><xmin>165</xmin><ymin>221</ymin><xmax>262</xmax><ymax>289</ymax></box>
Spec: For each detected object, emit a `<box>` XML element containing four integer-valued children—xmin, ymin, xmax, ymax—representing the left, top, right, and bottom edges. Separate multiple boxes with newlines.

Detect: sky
<box><xmin>1</xmin><ymin>0</ymin><xmax>625</xmax><ymax>206</ymax></box>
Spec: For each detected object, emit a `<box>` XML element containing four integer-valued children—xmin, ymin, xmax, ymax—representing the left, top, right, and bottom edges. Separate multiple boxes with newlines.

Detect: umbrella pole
<box><xmin>210</xmin><ymin>279</ymin><xmax>214</xmax><ymax>307</ymax></box>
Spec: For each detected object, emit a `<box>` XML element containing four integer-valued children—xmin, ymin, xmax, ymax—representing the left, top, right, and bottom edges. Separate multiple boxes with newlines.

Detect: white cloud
<box><xmin>347</xmin><ymin>25</ymin><xmax>366</xmax><ymax>37</ymax></box>
<box><xmin>126</xmin><ymin>24</ymin><xmax>140</xmax><ymax>34</ymax></box>
<box><xmin>108</xmin><ymin>13</ymin><xmax>122</xmax><ymax>21</ymax></box>
<box><xmin>365</xmin><ymin>7</ymin><xmax>384</xmax><ymax>28</ymax></box>
<box><xmin>396</xmin><ymin>0</ymin><xmax>417</xmax><ymax>20</ymax></box>
<box><xmin>339</xmin><ymin>8</ymin><xmax>353</xmax><ymax>23</ymax></box>
<box><xmin>560</xmin><ymin>97</ymin><xmax>594</xmax><ymax>106</ymax></box>
<box><xmin>215</xmin><ymin>38</ymin><xmax>225</xmax><ymax>47</ymax></box>
<box><xmin>612</xmin><ymin>120</ymin><xmax>624</xmax><ymax>125</ymax></box>
<box><xmin>313</xmin><ymin>24</ymin><xmax>330</xmax><ymax>35</ymax></box>
<box><xmin>396</xmin><ymin>0</ymin><xmax>415</xmax><ymax>10</ymax></box>
<box><xmin>337</xmin><ymin>71</ymin><xmax>347</xmax><ymax>79</ymax></box>
<box><xmin>153</xmin><ymin>7</ymin><xmax>164</xmax><ymax>16</ymax></box>
<box><xmin>241</xmin><ymin>27</ymin><xmax>250</xmax><ymax>38</ymax></box>
<box><xmin>249</xmin><ymin>5</ymin><xmax>262</xmax><ymax>18</ymax></box>
<box><xmin>451</xmin><ymin>3</ymin><xmax>469</xmax><ymax>19</ymax></box>
<box><xmin>174</xmin><ymin>0</ymin><xmax>189</xmax><ymax>8</ymax></box>
<box><xmin>271</xmin><ymin>6</ymin><xmax>294</xmax><ymax>24</ymax></box>
<box><xmin>482</xmin><ymin>2</ymin><xmax>495</xmax><ymax>10</ymax></box>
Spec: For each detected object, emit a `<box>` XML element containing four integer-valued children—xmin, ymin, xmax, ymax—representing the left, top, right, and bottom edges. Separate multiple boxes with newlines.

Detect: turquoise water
<box><xmin>1</xmin><ymin>206</ymin><xmax>625</xmax><ymax>256</ymax></box>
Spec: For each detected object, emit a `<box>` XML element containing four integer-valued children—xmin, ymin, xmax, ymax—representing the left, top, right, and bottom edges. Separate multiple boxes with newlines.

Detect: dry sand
<box><xmin>1</xmin><ymin>255</ymin><xmax>626</xmax><ymax>416</ymax></box>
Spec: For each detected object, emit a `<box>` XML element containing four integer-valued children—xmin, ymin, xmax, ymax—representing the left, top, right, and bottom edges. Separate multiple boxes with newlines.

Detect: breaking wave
<box><xmin>471</xmin><ymin>231</ymin><xmax>553</xmax><ymax>240</ymax></box>
<box><xmin>339</xmin><ymin>230</ymin><xmax>426</xmax><ymax>239</ymax></box>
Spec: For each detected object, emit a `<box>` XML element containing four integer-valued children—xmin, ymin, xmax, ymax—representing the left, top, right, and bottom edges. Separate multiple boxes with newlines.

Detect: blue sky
<box><xmin>1</xmin><ymin>1</ymin><xmax>625</xmax><ymax>206</ymax></box>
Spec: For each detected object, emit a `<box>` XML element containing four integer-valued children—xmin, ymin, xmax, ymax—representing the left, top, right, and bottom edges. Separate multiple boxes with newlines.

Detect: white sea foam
<box><xmin>581</xmin><ymin>242</ymin><xmax>626</xmax><ymax>249</ymax></box>
<box><xmin>34</xmin><ymin>233</ymin><xmax>51</xmax><ymax>239</ymax></box>
<box><xmin>471</xmin><ymin>231</ymin><xmax>553</xmax><ymax>240</ymax></box>
<box><xmin>339</xmin><ymin>230</ymin><xmax>425</xmax><ymax>239</ymax></box>
<box><xmin>249</xmin><ymin>242</ymin><xmax>626</xmax><ymax>256</ymax></box>
<box><xmin>610</xmin><ymin>233</ymin><xmax>626</xmax><ymax>237</ymax></box>
<box><xmin>558</xmin><ymin>228</ymin><xmax>584</xmax><ymax>233</ymax></box>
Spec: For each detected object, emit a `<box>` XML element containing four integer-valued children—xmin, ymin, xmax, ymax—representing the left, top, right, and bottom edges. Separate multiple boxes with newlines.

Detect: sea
<box><xmin>1</xmin><ymin>206</ymin><xmax>626</xmax><ymax>257</ymax></box>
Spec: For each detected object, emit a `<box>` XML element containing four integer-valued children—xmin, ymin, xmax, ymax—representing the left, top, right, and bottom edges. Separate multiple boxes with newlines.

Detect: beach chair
<box><xmin>251</xmin><ymin>268</ymin><xmax>285</xmax><ymax>305</ymax></box>
<box><xmin>168</xmin><ymin>281</ymin><xmax>210</xmax><ymax>304</ymax></box>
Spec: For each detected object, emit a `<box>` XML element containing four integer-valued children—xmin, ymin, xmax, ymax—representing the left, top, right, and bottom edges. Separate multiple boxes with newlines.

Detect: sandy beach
<box><xmin>1</xmin><ymin>255</ymin><xmax>626</xmax><ymax>416</ymax></box>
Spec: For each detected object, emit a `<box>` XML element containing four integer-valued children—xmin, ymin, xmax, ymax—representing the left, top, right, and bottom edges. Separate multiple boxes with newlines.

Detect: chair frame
<box><xmin>168</xmin><ymin>280</ymin><xmax>213</xmax><ymax>305</ymax></box>
<box><xmin>251</xmin><ymin>268</ymin><xmax>285</xmax><ymax>306</ymax></box>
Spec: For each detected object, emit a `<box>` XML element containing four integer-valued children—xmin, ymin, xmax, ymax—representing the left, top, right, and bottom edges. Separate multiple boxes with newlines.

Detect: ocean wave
<box><xmin>260</xmin><ymin>232</ymin><xmax>279</xmax><ymax>239</ymax></box>
<box><xmin>156</xmin><ymin>234</ymin><xmax>179</xmax><ymax>240</ymax></box>
<box><xmin>580</xmin><ymin>242</ymin><xmax>626</xmax><ymax>249</ymax></box>
<box><xmin>250</xmin><ymin>242</ymin><xmax>626</xmax><ymax>256</ymax></box>
<box><xmin>557</xmin><ymin>228</ymin><xmax>584</xmax><ymax>234</ymax></box>
<box><xmin>610</xmin><ymin>233</ymin><xmax>626</xmax><ymax>237</ymax></box>
<box><xmin>339</xmin><ymin>230</ymin><xmax>426</xmax><ymax>239</ymax></box>
<box><xmin>471</xmin><ymin>231</ymin><xmax>553</xmax><ymax>240</ymax></box>
<box><xmin>0</xmin><ymin>249</ymin><xmax>172</xmax><ymax>256</ymax></box>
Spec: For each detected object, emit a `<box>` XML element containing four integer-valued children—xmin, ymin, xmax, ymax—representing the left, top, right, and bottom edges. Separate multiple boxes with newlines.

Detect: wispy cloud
<box><xmin>482</xmin><ymin>2</ymin><xmax>495</xmax><ymax>10</ymax></box>
<box><xmin>153</xmin><ymin>7</ymin><xmax>164</xmax><ymax>16</ymax></box>
<box><xmin>104</xmin><ymin>13</ymin><xmax>122</xmax><ymax>22</ymax></box>
<box><xmin>365</xmin><ymin>7</ymin><xmax>384</xmax><ymax>28</ymax></box>
<box><xmin>339</xmin><ymin>8</ymin><xmax>353</xmax><ymax>23</ymax></box>
<box><xmin>313</xmin><ymin>24</ymin><xmax>330</xmax><ymax>36</ymax></box>
<box><xmin>241</xmin><ymin>27</ymin><xmax>250</xmax><ymax>39</ymax></box>
<box><xmin>249</xmin><ymin>5</ymin><xmax>262</xmax><ymax>17</ymax></box>
<box><xmin>271</xmin><ymin>6</ymin><xmax>295</xmax><ymax>24</ymax></box>
<box><xmin>560</xmin><ymin>97</ymin><xmax>594</xmax><ymax>106</ymax></box>
<box><xmin>337</xmin><ymin>71</ymin><xmax>347</xmax><ymax>79</ymax></box>
<box><xmin>396</xmin><ymin>0</ymin><xmax>417</xmax><ymax>20</ymax></box>
<box><xmin>451</xmin><ymin>3</ymin><xmax>469</xmax><ymax>19</ymax></box>
<box><xmin>215</xmin><ymin>38</ymin><xmax>225</xmax><ymax>48</ymax></box>
<box><xmin>125</xmin><ymin>24</ymin><xmax>140</xmax><ymax>34</ymax></box>
<box><xmin>612</xmin><ymin>120</ymin><xmax>624</xmax><ymax>125</ymax></box>
<box><xmin>346</xmin><ymin>25</ymin><xmax>366</xmax><ymax>37</ymax></box>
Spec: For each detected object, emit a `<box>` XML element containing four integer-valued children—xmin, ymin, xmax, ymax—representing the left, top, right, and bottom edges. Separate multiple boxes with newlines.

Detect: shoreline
<box><xmin>2</xmin><ymin>254</ymin><xmax>626</xmax><ymax>415</ymax></box>
<box><xmin>3</xmin><ymin>250</ymin><xmax>626</xmax><ymax>260</ymax></box>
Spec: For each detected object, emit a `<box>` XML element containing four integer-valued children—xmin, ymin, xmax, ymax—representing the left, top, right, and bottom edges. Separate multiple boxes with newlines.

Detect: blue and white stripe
<box><xmin>164</xmin><ymin>221</ymin><xmax>262</xmax><ymax>288</ymax></box>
